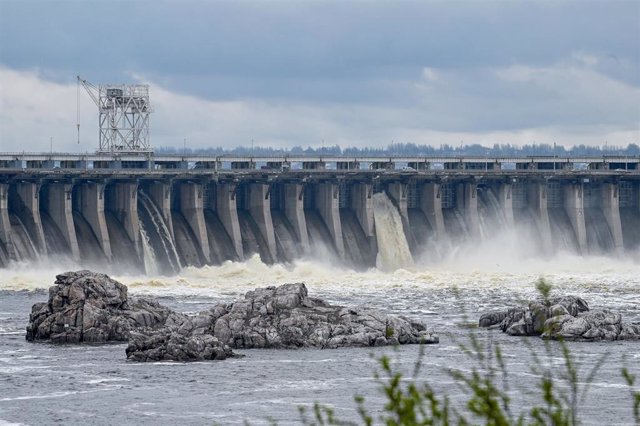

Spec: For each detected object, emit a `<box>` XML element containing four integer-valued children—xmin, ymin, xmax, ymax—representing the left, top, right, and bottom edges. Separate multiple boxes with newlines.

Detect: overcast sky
<box><xmin>1</xmin><ymin>0</ymin><xmax>639</xmax><ymax>152</ymax></box>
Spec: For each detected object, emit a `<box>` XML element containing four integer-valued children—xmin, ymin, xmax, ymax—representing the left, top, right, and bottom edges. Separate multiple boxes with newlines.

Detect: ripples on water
<box><xmin>1</xmin><ymin>253</ymin><xmax>639</xmax><ymax>425</ymax></box>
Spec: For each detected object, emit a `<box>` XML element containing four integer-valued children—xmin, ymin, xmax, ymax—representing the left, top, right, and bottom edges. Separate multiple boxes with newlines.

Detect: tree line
<box><xmin>156</xmin><ymin>142</ymin><xmax>640</xmax><ymax>157</ymax></box>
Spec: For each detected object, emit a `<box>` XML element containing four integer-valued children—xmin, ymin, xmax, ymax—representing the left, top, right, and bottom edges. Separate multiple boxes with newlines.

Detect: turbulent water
<box><xmin>1</xmin><ymin>193</ymin><xmax>640</xmax><ymax>425</ymax></box>
<box><xmin>2</xmin><ymin>250</ymin><xmax>640</xmax><ymax>425</ymax></box>
<box><xmin>139</xmin><ymin>223</ymin><xmax>160</xmax><ymax>276</ymax></box>
<box><xmin>373</xmin><ymin>192</ymin><xmax>413</xmax><ymax>271</ymax></box>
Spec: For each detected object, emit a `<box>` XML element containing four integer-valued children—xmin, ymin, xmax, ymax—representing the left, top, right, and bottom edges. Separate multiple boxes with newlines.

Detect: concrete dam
<box><xmin>1</xmin><ymin>154</ymin><xmax>639</xmax><ymax>273</ymax></box>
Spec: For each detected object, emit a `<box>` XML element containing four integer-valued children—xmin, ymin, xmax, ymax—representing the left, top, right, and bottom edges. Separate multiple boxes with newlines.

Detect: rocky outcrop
<box><xmin>126</xmin><ymin>283</ymin><xmax>438</xmax><ymax>361</ymax></box>
<box><xmin>210</xmin><ymin>283</ymin><xmax>438</xmax><ymax>349</ymax></box>
<box><xmin>126</xmin><ymin>306</ymin><xmax>237</xmax><ymax>362</ymax></box>
<box><xmin>27</xmin><ymin>271</ymin><xmax>437</xmax><ymax>362</ymax></box>
<box><xmin>26</xmin><ymin>270</ymin><xmax>186</xmax><ymax>343</ymax></box>
<box><xmin>479</xmin><ymin>296</ymin><xmax>589</xmax><ymax>336</ymax></box>
<box><xmin>126</xmin><ymin>331</ymin><xmax>235</xmax><ymax>362</ymax></box>
<box><xmin>542</xmin><ymin>310</ymin><xmax>640</xmax><ymax>341</ymax></box>
<box><xmin>479</xmin><ymin>296</ymin><xmax>640</xmax><ymax>341</ymax></box>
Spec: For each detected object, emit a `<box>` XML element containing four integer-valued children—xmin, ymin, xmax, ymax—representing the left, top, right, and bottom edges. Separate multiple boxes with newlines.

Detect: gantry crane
<box><xmin>77</xmin><ymin>76</ymin><xmax>153</xmax><ymax>153</ymax></box>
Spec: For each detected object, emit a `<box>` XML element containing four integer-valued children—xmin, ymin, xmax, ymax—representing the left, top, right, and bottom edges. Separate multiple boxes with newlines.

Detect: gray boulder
<box><xmin>478</xmin><ymin>296</ymin><xmax>589</xmax><ymax>337</ymax></box>
<box><xmin>126</xmin><ymin>308</ymin><xmax>236</xmax><ymax>361</ymax></box>
<box><xmin>126</xmin><ymin>330</ymin><xmax>235</xmax><ymax>362</ymax></box>
<box><xmin>542</xmin><ymin>310</ymin><xmax>639</xmax><ymax>341</ymax></box>
<box><xmin>210</xmin><ymin>283</ymin><xmax>438</xmax><ymax>349</ymax></box>
<box><xmin>126</xmin><ymin>282</ymin><xmax>438</xmax><ymax>361</ymax></box>
<box><xmin>26</xmin><ymin>271</ymin><xmax>437</xmax><ymax>362</ymax></box>
<box><xmin>619</xmin><ymin>323</ymin><xmax>640</xmax><ymax>340</ymax></box>
<box><xmin>478</xmin><ymin>310</ymin><xmax>509</xmax><ymax>328</ymax></box>
<box><xmin>26</xmin><ymin>270</ymin><xmax>184</xmax><ymax>344</ymax></box>
<box><xmin>479</xmin><ymin>295</ymin><xmax>639</xmax><ymax>341</ymax></box>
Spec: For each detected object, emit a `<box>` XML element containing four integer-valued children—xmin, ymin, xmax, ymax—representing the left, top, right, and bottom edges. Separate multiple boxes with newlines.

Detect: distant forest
<box><xmin>156</xmin><ymin>142</ymin><xmax>640</xmax><ymax>157</ymax></box>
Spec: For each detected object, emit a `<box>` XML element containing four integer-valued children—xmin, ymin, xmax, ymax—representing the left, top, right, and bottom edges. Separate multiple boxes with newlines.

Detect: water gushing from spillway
<box><xmin>137</xmin><ymin>190</ymin><xmax>181</xmax><ymax>274</ymax></box>
<box><xmin>139</xmin><ymin>223</ymin><xmax>160</xmax><ymax>276</ymax></box>
<box><xmin>477</xmin><ymin>187</ymin><xmax>507</xmax><ymax>240</ymax></box>
<box><xmin>372</xmin><ymin>192</ymin><xmax>413</xmax><ymax>271</ymax></box>
<box><xmin>8</xmin><ymin>214</ymin><xmax>38</xmax><ymax>261</ymax></box>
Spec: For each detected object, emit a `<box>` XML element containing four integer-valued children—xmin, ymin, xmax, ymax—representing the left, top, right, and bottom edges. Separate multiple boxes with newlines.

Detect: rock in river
<box><xmin>479</xmin><ymin>295</ymin><xmax>640</xmax><ymax>341</ymax></box>
<box><xmin>127</xmin><ymin>282</ymin><xmax>439</xmax><ymax>361</ymax></box>
<box><xmin>26</xmin><ymin>270</ymin><xmax>186</xmax><ymax>344</ymax></box>
<box><xmin>27</xmin><ymin>271</ymin><xmax>438</xmax><ymax>362</ymax></box>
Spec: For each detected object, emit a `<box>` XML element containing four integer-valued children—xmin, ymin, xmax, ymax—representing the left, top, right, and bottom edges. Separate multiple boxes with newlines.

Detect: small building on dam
<box><xmin>0</xmin><ymin>153</ymin><xmax>639</xmax><ymax>273</ymax></box>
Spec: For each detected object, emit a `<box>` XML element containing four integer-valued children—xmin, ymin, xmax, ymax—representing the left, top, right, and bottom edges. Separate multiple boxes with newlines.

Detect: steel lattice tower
<box><xmin>78</xmin><ymin>77</ymin><xmax>153</xmax><ymax>153</ymax></box>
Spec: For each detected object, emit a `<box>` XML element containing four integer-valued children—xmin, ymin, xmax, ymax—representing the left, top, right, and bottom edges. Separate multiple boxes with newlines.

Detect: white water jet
<box><xmin>138</xmin><ymin>190</ymin><xmax>182</xmax><ymax>272</ymax></box>
<box><xmin>10</xmin><ymin>216</ymin><xmax>39</xmax><ymax>261</ymax></box>
<box><xmin>139</xmin><ymin>223</ymin><xmax>160</xmax><ymax>276</ymax></box>
<box><xmin>372</xmin><ymin>192</ymin><xmax>413</xmax><ymax>271</ymax></box>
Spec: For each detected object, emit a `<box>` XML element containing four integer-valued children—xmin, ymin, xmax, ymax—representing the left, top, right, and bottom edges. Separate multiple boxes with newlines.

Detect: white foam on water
<box><xmin>1</xmin><ymin>244</ymin><xmax>639</xmax><ymax>300</ymax></box>
<box><xmin>0</xmin><ymin>420</ymin><xmax>25</xmax><ymax>426</ymax></box>
<box><xmin>0</xmin><ymin>365</ymin><xmax>53</xmax><ymax>374</ymax></box>
<box><xmin>84</xmin><ymin>377</ymin><xmax>131</xmax><ymax>385</ymax></box>
<box><xmin>0</xmin><ymin>389</ymin><xmax>107</xmax><ymax>402</ymax></box>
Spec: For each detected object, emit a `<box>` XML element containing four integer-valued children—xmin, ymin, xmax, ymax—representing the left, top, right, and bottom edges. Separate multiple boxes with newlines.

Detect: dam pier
<box><xmin>1</xmin><ymin>153</ymin><xmax>639</xmax><ymax>272</ymax></box>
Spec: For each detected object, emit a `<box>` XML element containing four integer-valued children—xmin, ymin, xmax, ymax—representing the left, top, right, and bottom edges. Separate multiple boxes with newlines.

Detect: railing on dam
<box><xmin>0</xmin><ymin>152</ymin><xmax>639</xmax><ymax>173</ymax></box>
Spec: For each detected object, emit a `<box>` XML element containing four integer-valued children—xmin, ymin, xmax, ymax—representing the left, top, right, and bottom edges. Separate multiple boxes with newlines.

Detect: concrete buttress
<box><xmin>420</xmin><ymin>183</ymin><xmax>447</xmax><ymax>241</ymax></box>
<box><xmin>283</xmin><ymin>183</ymin><xmax>309</xmax><ymax>252</ymax></box>
<box><xmin>147</xmin><ymin>181</ymin><xmax>174</xmax><ymax>239</ymax></box>
<box><xmin>215</xmin><ymin>183</ymin><xmax>243</xmax><ymax>259</ymax></box>
<box><xmin>43</xmin><ymin>183</ymin><xmax>80</xmax><ymax>260</ymax></box>
<box><xmin>106</xmin><ymin>182</ymin><xmax>141</xmax><ymax>256</ymax></box>
<box><xmin>14</xmin><ymin>182</ymin><xmax>47</xmax><ymax>254</ymax></box>
<box><xmin>179</xmin><ymin>182</ymin><xmax>210</xmax><ymax>264</ymax></box>
<box><xmin>351</xmin><ymin>182</ymin><xmax>377</xmax><ymax>254</ymax></box>
<box><xmin>248</xmin><ymin>183</ymin><xmax>277</xmax><ymax>262</ymax></box>
<box><xmin>563</xmin><ymin>183</ymin><xmax>587</xmax><ymax>254</ymax></box>
<box><xmin>316</xmin><ymin>183</ymin><xmax>345</xmax><ymax>258</ymax></box>
<box><xmin>601</xmin><ymin>183</ymin><xmax>624</xmax><ymax>252</ymax></box>
<box><xmin>351</xmin><ymin>183</ymin><xmax>375</xmax><ymax>238</ymax></box>
<box><xmin>0</xmin><ymin>184</ymin><xmax>16</xmax><ymax>261</ymax></box>
<box><xmin>76</xmin><ymin>182</ymin><xmax>112</xmax><ymax>260</ymax></box>
<box><xmin>527</xmin><ymin>182</ymin><xmax>553</xmax><ymax>253</ymax></box>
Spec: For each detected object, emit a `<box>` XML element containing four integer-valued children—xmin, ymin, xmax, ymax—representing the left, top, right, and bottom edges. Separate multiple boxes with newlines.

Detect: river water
<box><xmin>1</xmin><ymin>250</ymin><xmax>639</xmax><ymax>425</ymax></box>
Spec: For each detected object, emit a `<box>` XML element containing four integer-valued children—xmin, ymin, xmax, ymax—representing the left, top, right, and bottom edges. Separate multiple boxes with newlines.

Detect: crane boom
<box><xmin>77</xmin><ymin>75</ymin><xmax>100</xmax><ymax>107</ymax></box>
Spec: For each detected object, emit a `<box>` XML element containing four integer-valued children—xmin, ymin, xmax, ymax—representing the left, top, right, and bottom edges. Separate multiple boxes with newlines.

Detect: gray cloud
<box><xmin>0</xmin><ymin>1</ymin><xmax>638</xmax><ymax>149</ymax></box>
<box><xmin>1</xmin><ymin>65</ymin><xmax>637</xmax><ymax>153</ymax></box>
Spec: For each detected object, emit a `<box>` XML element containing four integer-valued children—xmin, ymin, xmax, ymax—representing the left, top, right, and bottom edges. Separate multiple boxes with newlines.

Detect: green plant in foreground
<box><xmin>299</xmin><ymin>345</ymin><xmax>453</xmax><ymax>426</ymax></box>
<box><xmin>622</xmin><ymin>367</ymin><xmax>640</xmax><ymax>424</ymax></box>
<box><xmin>299</xmin><ymin>279</ymin><xmax>639</xmax><ymax>426</ymax></box>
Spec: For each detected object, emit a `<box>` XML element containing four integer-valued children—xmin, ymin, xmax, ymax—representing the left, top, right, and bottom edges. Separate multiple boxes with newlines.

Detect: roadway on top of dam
<box><xmin>0</xmin><ymin>166</ymin><xmax>638</xmax><ymax>184</ymax></box>
<box><xmin>1</xmin><ymin>153</ymin><xmax>639</xmax><ymax>183</ymax></box>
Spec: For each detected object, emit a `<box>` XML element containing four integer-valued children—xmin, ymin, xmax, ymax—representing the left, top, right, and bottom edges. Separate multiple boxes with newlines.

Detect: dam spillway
<box><xmin>0</xmin><ymin>154</ymin><xmax>639</xmax><ymax>273</ymax></box>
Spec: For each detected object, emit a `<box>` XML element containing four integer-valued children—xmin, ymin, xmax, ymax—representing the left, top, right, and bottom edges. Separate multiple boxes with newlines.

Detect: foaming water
<box><xmin>3</xmin><ymin>250</ymin><xmax>637</xmax><ymax>306</ymax></box>
<box><xmin>1</xmin><ymin>251</ymin><xmax>639</xmax><ymax>424</ymax></box>
<box><xmin>139</xmin><ymin>224</ymin><xmax>160</xmax><ymax>276</ymax></box>
<box><xmin>0</xmin><ymin>256</ymin><xmax>86</xmax><ymax>292</ymax></box>
<box><xmin>373</xmin><ymin>192</ymin><xmax>413</xmax><ymax>271</ymax></box>
<box><xmin>1</xmin><ymin>189</ymin><xmax>638</xmax><ymax>425</ymax></box>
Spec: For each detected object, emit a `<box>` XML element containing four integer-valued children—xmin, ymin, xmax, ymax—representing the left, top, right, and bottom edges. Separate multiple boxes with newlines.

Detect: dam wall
<box><xmin>1</xmin><ymin>163</ymin><xmax>638</xmax><ymax>272</ymax></box>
